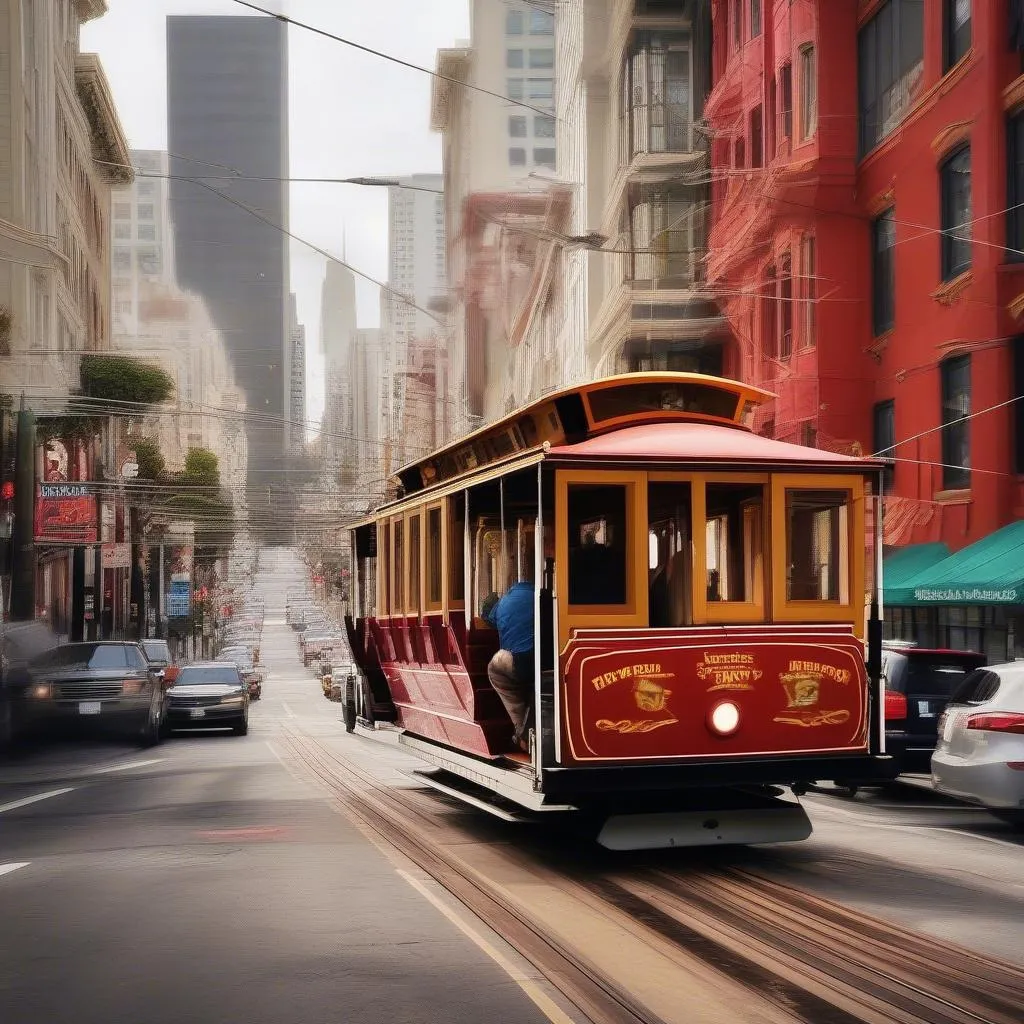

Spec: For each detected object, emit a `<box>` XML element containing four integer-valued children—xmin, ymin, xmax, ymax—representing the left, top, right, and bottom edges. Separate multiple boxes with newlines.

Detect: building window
<box><xmin>529</xmin><ymin>9</ymin><xmax>554</xmax><ymax>35</ymax></box>
<box><xmin>801</xmin><ymin>234</ymin><xmax>816</xmax><ymax>347</ymax></box>
<box><xmin>535</xmin><ymin>114</ymin><xmax>556</xmax><ymax>138</ymax></box>
<box><xmin>779</xmin><ymin>62</ymin><xmax>793</xmax><ymax>144</ymax></box>
<box><xmin>1014</xmin><ymin>337</ymin><xmax>1024</xmax><ymax>474</ymax></box>
<box><xmin>762</xmin><ymin>265</ymin><xmax>777</xmax><ymax>358</ymax></box>
<box><xmin>507</xmin><ymin>49</ymin><xmax>524</xmax><ymax>68</ymax></box>
<box><xmin>858</xmin><ymin>0</ymin><xmax>924</xmax><ymax>156</ymax></box>
<box><xmin>940</xmin><ymin>145</ymin><xmax>971</xmax><ymax>281</ymax></box>
<box><xmin>506</xmin><ymin>10</ymin><xmax>523</xmax><ymax>35</ymax></box>
<box><xmin>873</xmin><ymin>400</ymin><xmax>896</xmax><ymax>491</ymax></box>
<box><xmin>533</xmin><ymin>147</ymin><xmax>556</xmax><ymax>168</ymax></box>
<box><xmin>750</xmin><ymin>0</ymin><xmax>761</xmax><ymax>37</ymax></box>
<box><xmin>750</xmin><ymin>105</ymin><xmax>763</xmax><ymax>167</ymax></box>
<box><xmin>620</xmin><ymin>32</ymin><xmax>692</xmax><ymax>160</ymax></box>
<box><xmin>113</xmin><ymin>250</ymin><xmax>130</xmax><ymax>271</ymax></box>
<box><xmin>945</xmin><ymin>0</ymin><xmax>971</xmax><ymax>70</ymax></box>
<box><xmin>137</xmin><ymin>181</ymin><xmax>156</xmax><ymax>197</ymax></box>
<box><xmin>528</xmin><ymin>78</ymin><xmax>553</xmax><ymax>100</ymax></box>
<box><xmin>779</xmin><ymin>251</ymin><xmax>793</xmax><ymax>359</ymax></box>
<box><xmin>734</xmin><ymin>136</ymin><xmax>745</xmax><ymax>168</ymax></box>
<box><xmin>137</xmin><ymin>203</ymin><xmax>154</xmax><ymax>220</ymax></box>
<box><xmin>872</xmin><ymin>208</ymin><xmax>896</xmax><ymax>335</ymax></box>
<box><xmin>138</xmin><ymin>224</ymin><xmax>156</xmax><ymax>241</ymax></box>
<box><xmin>507</xmin><ymin>78</ymin><xmax>524</xmax><ymax>100</ymax></box>
<box><xmin>732</xmin><ymin>0</ymin><xmax>742</xmax><ymax>48</ymax></box>
<box><xmin>629</xmin><ymin>191</ymin><xmax>700</xmax><ymax>284</ymax></box>
<box><xmin>509</xmin><ymin>115</ymin><xmax>527</xmax><ymax>137</ymax></box>
<box><xmin>529</xmin><ymin>49</ymin><xmax>554</xmax><ymax>70</ymax></box>
<box><xmin>800</xmin><ymin>45</ymin><xmax>817</xmax><ymax>139</ymax></box>
<box><xmin>509</xmin><ymin>147</ymin><xmax>526</xmax><ymax>167</ymax></box>
<box><xmin>1009</xmin><ymin>111</ymin><xmax>1024</xmax><ymax>261</ymax></box>
<box><xmin>940</xmin><ymin>355</ymin><xmax>971</xmax><ymax>490</ymax></box>
<box><xmin>114</xmin><ymin>223</ymin><xmax>130</xmax><ymax>239</ymax></box>
<box><xmin>114</xmin><ymin>202</ymin><xmax>130</xmax><ymax>219</ymax></box>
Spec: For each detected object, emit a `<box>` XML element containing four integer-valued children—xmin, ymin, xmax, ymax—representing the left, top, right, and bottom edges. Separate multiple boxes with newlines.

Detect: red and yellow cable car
<box><xmin>346</xmin><ymin>373</ymin><xmax>892</xmax><ymax>849</ymax></box>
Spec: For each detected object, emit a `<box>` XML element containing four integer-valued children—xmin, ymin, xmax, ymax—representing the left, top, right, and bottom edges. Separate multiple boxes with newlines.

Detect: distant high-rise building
<box><xmin>166</xmin><ymin>16</ymin><xmax>290</xmax><ymax>499</ymax></box>
<box><xmin>319</xmin><ymin>260</ymin><xmax>358</xmax><ymax>484</ymax></box>
<box><xmin>380</xmin><ymin>174</ymin><xmax>446</xmax><ymax>468</ymax></box>
<box><xmin>288</xmin><ymin>295</ymin><xmax>306</xmax><ymax>454</ymax></box>
<box><xmin>110</xmin><ymin>150</ymin><xmax>176</xmax><ymax>337</ymax></box>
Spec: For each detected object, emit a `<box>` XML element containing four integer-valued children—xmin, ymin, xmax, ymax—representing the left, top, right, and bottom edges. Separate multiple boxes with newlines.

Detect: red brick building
<box><xmin>706</xmin><ymin>0</ymin><xmax>1024</xmax><ymax>658</ymax></box>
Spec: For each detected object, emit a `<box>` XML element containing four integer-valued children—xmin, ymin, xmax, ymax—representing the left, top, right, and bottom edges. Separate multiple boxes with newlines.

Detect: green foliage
<box><xmin>80</xmin><ymin>354</ymin><xmax>174</xmax><ymax>409</ymax></box>
<box><xmin>132</xmin><ymin>438</ymin><xmax>165</xmax><ymax>480</ymax></box>
<box><xmin>183</xmin><ymin>447</ymin><xmax>220</xmax><ymax>487</ymax></box>
<box><xmin>37</xmin><ymin>414</ymin><xmax>103</xmax><ymax>442</ymax></box>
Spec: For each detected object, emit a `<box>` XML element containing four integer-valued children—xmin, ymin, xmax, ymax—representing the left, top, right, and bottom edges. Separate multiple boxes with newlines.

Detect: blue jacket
<box><xmin>485</xmin><ymin>581</ymin><xmax>535</xmax><ymax>655</ymax></box>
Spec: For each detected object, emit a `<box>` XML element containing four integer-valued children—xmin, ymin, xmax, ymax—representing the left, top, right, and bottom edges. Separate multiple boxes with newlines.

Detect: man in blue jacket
<box><xmin>483</xmin><ymin>580</ymin><xmax>534</xmax><ymax>752</ymax></box>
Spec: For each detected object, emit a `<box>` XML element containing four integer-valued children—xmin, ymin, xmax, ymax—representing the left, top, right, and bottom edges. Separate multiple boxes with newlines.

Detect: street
<box><xmin>2</xmin><ymin>552</ymin><xmax>1023</xmax><ymax>1024</ymax></box>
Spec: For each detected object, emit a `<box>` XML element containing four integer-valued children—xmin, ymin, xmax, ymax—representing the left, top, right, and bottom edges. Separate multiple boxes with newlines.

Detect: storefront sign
<box><xmin>167</xmin><ymin>579</ymin><xmax>191</xmax><ymax>618</ymax></box>
<box><xmin>34</xmin><ymin>484</ymin><xmax>97</xmax><ymax>544</ymax></box>
<box><xmin>912</xmin><ymin>587</ymin><xmax>1019</xmax><ymax>604</ymax></box>
<box><xmin>101</xmin><ymin>543</ymin><xmax>131</xmax><ymax>570</ymax></box>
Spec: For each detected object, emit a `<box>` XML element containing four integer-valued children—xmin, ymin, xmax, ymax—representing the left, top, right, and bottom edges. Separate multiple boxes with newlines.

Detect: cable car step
<box><xmin>411</xmin><ymin>769</ymin><xmax>539</xmax><ymax>823</ymax></box>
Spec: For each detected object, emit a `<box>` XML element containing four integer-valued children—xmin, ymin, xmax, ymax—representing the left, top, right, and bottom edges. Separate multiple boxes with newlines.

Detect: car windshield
<box><xmin>885</xmin><ymin>652</ymin><xmax>983</xmax><ymax>697</ymax></box>
<box><xmin>141</xmin><ymin>641</ymin><xmax>171</xmax><ymax>662</ymax></box>
<box><xmin>32</xmin><ymin>644</ymin><xmax>132</xmax><ymax>671</ymax></box>
<box><xmin>175</xmin><ymin>667</ymin><xmax>241</xmax><ymax>686</ymax></box>
<box><xmin>218</xmin><ymin>655</ymin><xmax>252</xmax><ymax>669</ymax></box>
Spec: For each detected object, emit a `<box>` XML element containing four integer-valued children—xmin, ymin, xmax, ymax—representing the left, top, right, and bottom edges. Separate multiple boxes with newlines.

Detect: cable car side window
<box><xmin>785</xmin><ymin>489</ymin><xmax>850</xmax><ymax>603</ymax></box>
<box><xmin>568</xmin><ymin>484</ymin><xmax>628</xmax><ymax>606</ymax></box>
<box><xmin>426</xmin><ymin>505</ymin><xmax>443</xmax><ymax>608</ymax></box>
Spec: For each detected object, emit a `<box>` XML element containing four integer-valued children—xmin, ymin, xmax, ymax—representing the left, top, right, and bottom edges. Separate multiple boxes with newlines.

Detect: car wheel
<box><xmin>233</xmin><ymin>716</ymin><xmax>249</xmax><ymax>737</ymax></box>
<box><xmin>343</xmin><ymin>677</ymin><xmax>357</xmax><ymax>734</ymax></box>
<box><xmin>139</xmin><ymin>710</ymin><xmax>163</xmax><ymax>748</ymax></box>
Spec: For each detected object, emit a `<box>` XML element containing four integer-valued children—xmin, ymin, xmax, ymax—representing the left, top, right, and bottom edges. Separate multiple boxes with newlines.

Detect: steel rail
<box><xmin>281</xmin><ymin>724</ymin><xmax>1024</xmax><ymax>1024</ymax></box>
<box><xmin>279</xmin><ymin>728</ymin><xmax>669</xmax><ymax>1024</ymax></box>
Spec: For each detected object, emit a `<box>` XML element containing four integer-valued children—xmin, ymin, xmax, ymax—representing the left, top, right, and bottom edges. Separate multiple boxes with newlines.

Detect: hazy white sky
<box><xmin>82</xmin><ymin>0</ymin><xmax>469</xmax><ymax>424</ymax></box>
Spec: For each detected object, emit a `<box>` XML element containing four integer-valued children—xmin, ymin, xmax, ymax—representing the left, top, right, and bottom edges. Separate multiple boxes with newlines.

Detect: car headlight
<box><xmin>28</xmin><ymin>682</ymin><xmax>53</xmax><ymax>700</ymax></box>
<box><xmin>220</xmin><ymin>689</ymin><xmax>246</xmax><ymax>705</ymax></box>
<box><xmin>122</xmin><ymin>679</ymin><xmax>148</xmax><ymax>696</ymax></box>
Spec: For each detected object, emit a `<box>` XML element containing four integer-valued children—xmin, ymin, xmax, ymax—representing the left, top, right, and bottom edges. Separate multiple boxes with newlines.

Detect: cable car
<box><xmin>345</xmin><ymin>373</ymin><xmax>892</xmax><ymax>850</ymax></box>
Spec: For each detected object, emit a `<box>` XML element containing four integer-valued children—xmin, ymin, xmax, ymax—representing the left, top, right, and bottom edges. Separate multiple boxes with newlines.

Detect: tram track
<box><xmin>280</xmin><ymin>724</ymin><xmax>1024</xmax><ymax>1024</ymax></box>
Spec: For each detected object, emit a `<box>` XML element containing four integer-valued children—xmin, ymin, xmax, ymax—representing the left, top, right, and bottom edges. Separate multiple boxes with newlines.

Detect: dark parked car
<box><xmin>880</xmin><ymin>644</ymin><xmax>987</xmax><ymax>773</ymax></box>
<box><xmin>1</xmin><ymin>621</ymin><xmax>59</xmax><ymax>750</ymax></box>
<box><xmin>140</xmin><ymin>639</ymin><xmax>174</xmax><ymax>677</ymax></box>
<box><xmin>24</xmin><ymin>641</ymin><xmax>165</xmax><ymax>746</ymax></box>
<box><xmin>164</xmin><ymin>663</ymin><xmax>249</xmax><ymax>735</ymax></box>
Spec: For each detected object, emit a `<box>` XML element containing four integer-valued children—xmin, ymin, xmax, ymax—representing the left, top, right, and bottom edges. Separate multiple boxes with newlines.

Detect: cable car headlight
<box><xmin>709</xmin><ymin>701</ymin><xmax>741</xmax><ymax>737</ymax></box>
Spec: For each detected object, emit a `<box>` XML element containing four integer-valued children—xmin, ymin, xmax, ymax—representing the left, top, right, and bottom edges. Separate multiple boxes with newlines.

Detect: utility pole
<box><xmin>9</xmin><ymin>399</ymin><xmax>36</xmax><ymax>621</ymax></box>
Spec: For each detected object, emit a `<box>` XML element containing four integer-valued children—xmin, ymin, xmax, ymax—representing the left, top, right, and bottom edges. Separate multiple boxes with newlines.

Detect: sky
<box><xmin>82</xmin><ymin>0</ymin><xmax>470</xmax><ymax>425</ymax></box>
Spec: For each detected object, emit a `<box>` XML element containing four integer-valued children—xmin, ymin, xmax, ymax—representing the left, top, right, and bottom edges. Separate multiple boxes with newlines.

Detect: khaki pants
<box><xmin>487</xmin><ymin>649</ymin><xmax>532</xmax><ymax>741</ymax></box>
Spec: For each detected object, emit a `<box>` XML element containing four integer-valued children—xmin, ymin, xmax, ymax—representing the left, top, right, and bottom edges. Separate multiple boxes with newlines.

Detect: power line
<box><xmin>230</xmin><ymin>0</ymin><xmax>557</xmax><ymax>120</ymax></box>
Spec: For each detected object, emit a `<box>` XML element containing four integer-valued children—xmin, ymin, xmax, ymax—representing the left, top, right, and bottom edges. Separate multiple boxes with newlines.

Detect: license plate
<box><xmin>917</xmin><ymin>700</ymin><xmax>935</xmax><ymax>718</ymax></box>
<box><xmin>79</xmin><ymin>701</ymin><xmax>101</xmax><ymax>715</ymax></box>
<box><xmin>190</xmin><ymin>708</ymin><xmax>206</xmax><ymax>719</ymax></box>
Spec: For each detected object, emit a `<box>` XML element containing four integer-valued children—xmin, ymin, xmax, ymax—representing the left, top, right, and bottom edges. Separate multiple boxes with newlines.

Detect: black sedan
<box><xmin>24</xmin><ymin>641</ymin><xmax>165</xmax><ymax>746</ymax></box>
<box><xmin>164</xmin><ymin>663</ymin><xmax>249</xmax><ymax>736</ymax></box>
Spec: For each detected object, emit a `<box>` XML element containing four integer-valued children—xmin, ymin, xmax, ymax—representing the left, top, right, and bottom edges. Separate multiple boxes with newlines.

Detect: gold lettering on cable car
<box><xmin>696</xmin><ymin>651</ymin><xmax>763</xmax><ymax>692</ymax></box>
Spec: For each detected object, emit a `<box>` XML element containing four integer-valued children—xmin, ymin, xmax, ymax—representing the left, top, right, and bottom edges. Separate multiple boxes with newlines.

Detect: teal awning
<box><xmin>885</xmin><ymin>523</ymin><xmax>1024</xmax><ymax>606</ymax></box>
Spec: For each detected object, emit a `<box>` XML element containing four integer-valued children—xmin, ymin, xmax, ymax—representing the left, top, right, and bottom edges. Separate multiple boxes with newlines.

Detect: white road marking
<box><xmin>397</xmin><ymin>869</ymin><xmax>580</xmax><ymax>1024</ymax></box>
<box><xmin>0</xmin><ymin>788</ymin><xmax>76</xmax><ymax>815</ymax></box>
<box><xmin>0</xmin><ymin>863</ymin><xmax>30</xmax><ymax>877</ymax></box>
<box><xmin>280</xmin><ymin>701</ymin><xmax>297</xmax><ymax>720</ymax></box>
<box><xmin>90</xmin><ymin>759</ymin><xmax>164</xmax><ymax>775</ymax></box>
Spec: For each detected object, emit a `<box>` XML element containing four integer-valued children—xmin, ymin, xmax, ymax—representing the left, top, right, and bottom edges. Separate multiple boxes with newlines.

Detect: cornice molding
<box><xmin>931</xmin><ymin>270</ymin><xmax>973</xmax><ymax>307</ymax></box>
<box><xmin>74</xmin><ymin>55</ymin><xmax>133</xmax><ymax>185</ymax></box>
<box><xmin>74</xmin><ymin>0</ymin><xmax>108</xmax><ymax>25</ymax></box>
<box><xmin>930</xmin><ymin>121</ymin><xmax>972</xmax><ymax>161</ymax></box>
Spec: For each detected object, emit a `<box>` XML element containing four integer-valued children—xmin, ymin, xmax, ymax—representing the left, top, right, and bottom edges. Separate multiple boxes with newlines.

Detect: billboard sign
<box><xmin>34</xmin><ymin>483</ymin><xmax>97</xmax><ymax>544</ymax></box>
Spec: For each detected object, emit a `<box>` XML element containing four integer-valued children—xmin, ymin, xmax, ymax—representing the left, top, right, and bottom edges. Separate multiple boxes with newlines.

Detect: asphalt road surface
<box><xmin>0</xmin><ymin>550</ymin><xmax>556</xmax><ymax>1024</ymax></box>
<box><xmin>2</xmin><ymin>548</ymin><xmax>1022</xmax><ymax>1024</ymax></box>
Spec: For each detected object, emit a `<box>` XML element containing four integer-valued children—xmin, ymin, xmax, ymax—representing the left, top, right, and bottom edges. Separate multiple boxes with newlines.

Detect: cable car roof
<box><xmin>394</xmin><ymin>372</ymin><xmax>773</xmax><ymax>495</ymax></box>
<box><xmin>547</xmin><ymin>421</ymin><xmax>880</xmax><ymax>468</ymax></box>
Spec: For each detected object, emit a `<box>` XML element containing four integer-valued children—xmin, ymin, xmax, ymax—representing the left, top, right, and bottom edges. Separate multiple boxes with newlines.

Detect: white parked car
<box><xmin>932</xmin><ymin>663</ymin><xmax>1024</xmax><ymax>826</ymax></box>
